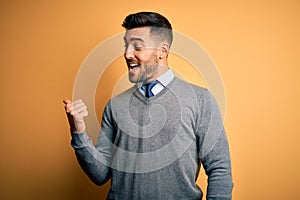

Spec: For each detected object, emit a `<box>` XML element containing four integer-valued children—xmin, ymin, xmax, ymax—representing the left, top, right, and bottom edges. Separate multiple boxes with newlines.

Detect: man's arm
<box><xmin>195</xmin><ymin>91</ymin><xmax>233</xmax><ymax>200</ymax></box>
<box><xmin>63</xmin><ymin>99</ymin><xmax>111</xmax><ymax>186</ymax></box>
<box><xmin>201</xmin><ymin>129</ymin><xmax>233</xmax><ymax>200</ymax></box>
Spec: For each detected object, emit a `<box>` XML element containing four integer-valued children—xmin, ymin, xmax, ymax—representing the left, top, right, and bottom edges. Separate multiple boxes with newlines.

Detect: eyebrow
<box><xmin>123</xmin><ymin>37</ymin><xmax>145</xmax><ymax>42</ymax></box>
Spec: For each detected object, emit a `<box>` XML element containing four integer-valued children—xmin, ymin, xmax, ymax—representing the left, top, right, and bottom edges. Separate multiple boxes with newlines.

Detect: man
<box><xmin>64</xmin><ymin>12</ymin><xmax>233</xmax><ymax>200</ymax></box>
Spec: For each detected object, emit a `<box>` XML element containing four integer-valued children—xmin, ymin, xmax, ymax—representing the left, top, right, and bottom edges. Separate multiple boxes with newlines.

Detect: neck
<box><xmin>146</xmin><ymin>63</ymin><xmax>168</xmax><ymax>83</ymax></box>
<box><xmin>157</xmin><ymin>59</ymin><xmax>169</xmax><ymax>76</ymax></box>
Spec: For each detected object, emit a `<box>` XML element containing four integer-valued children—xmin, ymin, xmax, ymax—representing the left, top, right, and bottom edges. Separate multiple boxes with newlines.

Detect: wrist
<box><xmin>70</xmin><ymin>127</ymin><xmax>85</xmax><ymax>134</ymax></box>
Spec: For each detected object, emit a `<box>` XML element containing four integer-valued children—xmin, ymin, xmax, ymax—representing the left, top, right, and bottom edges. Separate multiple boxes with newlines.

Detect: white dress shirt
<box><xmin>139</xmin><ymin>68</ymin><xmax>174</xmax><ymax>96</ymax></box>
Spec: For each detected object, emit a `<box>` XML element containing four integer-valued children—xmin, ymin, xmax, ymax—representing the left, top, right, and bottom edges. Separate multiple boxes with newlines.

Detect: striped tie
<box><xmin>142</xmin><ymin>81</ymin><xmax>158</xmax><ymax>98</ymax></box>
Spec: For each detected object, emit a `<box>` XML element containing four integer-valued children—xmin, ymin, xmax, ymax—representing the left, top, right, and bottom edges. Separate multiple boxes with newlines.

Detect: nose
<box><xmin>124</xmin><ymin>46</ymin><xmax>135</xmax><ymax>60</ymax></box>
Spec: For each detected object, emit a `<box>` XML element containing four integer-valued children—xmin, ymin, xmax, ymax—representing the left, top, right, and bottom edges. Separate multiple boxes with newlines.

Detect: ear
<box><xmin>158</xmin><ymin>41</ymin><xmax>170</xmax><ymax>59</ymax></box>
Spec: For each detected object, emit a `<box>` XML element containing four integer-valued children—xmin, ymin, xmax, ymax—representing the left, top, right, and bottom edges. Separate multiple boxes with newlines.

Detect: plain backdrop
<box><xmin>1</xmin><ymin>0</ymin><xmax>300</xmax><ymax>199</ymax></box>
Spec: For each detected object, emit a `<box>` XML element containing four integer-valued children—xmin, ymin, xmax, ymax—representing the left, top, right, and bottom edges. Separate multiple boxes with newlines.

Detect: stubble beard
<box><xmin>129</xmin><ymin>54</ymin><xmax>159</xmax><ymax>84</ymax></box>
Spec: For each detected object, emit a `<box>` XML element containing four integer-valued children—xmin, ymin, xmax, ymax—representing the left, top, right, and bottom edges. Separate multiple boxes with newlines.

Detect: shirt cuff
<box><xmin>71</xmin><ymin>132</ymin><xmax>91</xmax><ymax>149</ymax></box>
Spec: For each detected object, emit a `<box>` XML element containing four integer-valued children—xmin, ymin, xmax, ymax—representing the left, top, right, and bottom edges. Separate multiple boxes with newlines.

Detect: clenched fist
<box><xmin>63</xmin><ymin>99</ymin><xmax>88</xmax><ymax>133</ymax></box>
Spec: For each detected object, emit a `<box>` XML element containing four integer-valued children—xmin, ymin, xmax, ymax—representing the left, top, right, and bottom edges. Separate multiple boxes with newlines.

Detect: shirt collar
<box><xmin>156</xmin><ymin>68</ymin><xmax>174</xmax><ymax>87</ymax></box>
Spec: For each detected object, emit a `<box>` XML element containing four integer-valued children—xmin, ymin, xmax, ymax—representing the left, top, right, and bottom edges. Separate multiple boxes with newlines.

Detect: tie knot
<box><xmin>142</xmin><ymin>81</ymin><xmax>158</xmax><ymax>98</ymax></box>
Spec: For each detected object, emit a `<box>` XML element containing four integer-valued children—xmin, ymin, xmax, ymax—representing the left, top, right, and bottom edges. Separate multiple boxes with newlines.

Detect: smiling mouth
<box><xmin>128</xmin><ymin>63</ymin><xmax>140</xmax><ymax>70</ymax></box>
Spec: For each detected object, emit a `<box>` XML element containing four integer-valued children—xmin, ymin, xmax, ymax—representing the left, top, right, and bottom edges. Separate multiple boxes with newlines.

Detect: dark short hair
<box><xmin>122</xmin><ymin>11</ymin><xmax>173</xmax><ymax>46</ymax></box>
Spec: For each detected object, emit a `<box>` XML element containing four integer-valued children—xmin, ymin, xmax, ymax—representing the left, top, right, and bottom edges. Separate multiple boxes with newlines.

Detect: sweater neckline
<box><xmin>133</xmin><ymin>77</ymin><xmax>178</xmax><ymax>103</ymax></box>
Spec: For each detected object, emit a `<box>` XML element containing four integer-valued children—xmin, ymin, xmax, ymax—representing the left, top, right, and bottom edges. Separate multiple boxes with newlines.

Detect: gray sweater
<box><xmin>71</xmin><ymin>77</ymin><xmax>233</xmax><ymax>199</ymax></box>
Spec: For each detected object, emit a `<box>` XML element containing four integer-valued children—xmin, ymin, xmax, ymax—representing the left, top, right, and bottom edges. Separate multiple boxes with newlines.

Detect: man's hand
<box><xmin>63</xmin><ymin>99</ymin><xmax>88</xmax><ymax>133</ymax></box>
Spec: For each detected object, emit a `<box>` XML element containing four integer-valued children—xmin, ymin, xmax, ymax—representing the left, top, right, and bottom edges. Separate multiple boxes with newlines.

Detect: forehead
<box><xmin>124</xmin><ymin>27</ymin><xmax>152</xmax><ymax>41</ymax></box>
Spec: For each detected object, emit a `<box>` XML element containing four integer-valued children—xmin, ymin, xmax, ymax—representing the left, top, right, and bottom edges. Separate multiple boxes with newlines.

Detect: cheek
<box><xmin>136</xmin><ymin>50</ymin><xmax>157</xmax><ymax>63</ymax></box>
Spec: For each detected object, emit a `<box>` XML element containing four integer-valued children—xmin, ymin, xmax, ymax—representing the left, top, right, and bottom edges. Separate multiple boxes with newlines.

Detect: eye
<box><xmin>134</xmin><ymin>45</ymin><xmax>143</xmax><ymax>51</ymax></box>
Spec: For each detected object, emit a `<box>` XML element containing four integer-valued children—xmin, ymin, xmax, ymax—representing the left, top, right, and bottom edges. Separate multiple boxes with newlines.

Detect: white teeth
<box><xmin>129</xmin><ymin>63</ymin><xmax>139</xmax><ymax>69</ymax></box>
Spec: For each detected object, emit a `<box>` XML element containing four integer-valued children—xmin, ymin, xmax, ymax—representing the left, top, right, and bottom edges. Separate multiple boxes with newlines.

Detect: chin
<box><xmin>128</xmin><ymin>76</ymin><xmax>139</xmax><ymax>83</ymax></box>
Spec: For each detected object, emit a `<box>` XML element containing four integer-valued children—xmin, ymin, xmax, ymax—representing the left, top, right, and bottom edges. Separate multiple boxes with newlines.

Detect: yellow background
<box><xmin>1</xmin><ymin>0</ymin><xmax>300</xmax><ymax>199</ymax></box>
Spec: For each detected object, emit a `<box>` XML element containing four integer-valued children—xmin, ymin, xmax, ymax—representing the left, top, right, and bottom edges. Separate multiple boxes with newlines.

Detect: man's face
<box><xmin>123</xmin><ymin>27</ymin><xmax>161</xmax><ymax>83</ymax></box>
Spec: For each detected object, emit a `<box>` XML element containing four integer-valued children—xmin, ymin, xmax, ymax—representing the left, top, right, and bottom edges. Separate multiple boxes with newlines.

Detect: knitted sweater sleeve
<box><xmin>70</xmin><ymin>102</ymin><xmax>114</xmax><ymax>186</ymax></box>
<box><xmin>196</xmin><ymin>89</ymin><xmax>233</xmax><ymax>200</ymax></box>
